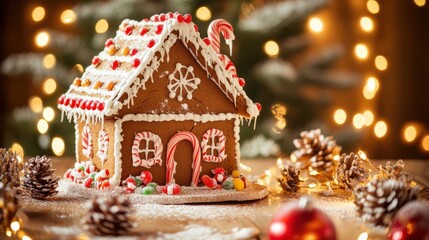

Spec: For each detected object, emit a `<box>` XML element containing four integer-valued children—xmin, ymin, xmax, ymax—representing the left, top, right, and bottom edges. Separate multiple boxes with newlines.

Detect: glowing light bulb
<box><xmin>308</xmin><ymin>17</ymin><xmax>323</xmax><ymax>33</ymax></box>
<box><xmin>10</xmin><ymin>221</ymin><xmax>20</xmax><ymax>231</ymax></box>
<box><xmin>52</xmin><ymin>137</ymin><xmax>65</xmax><ymax>156</ymax></box>
<box><xmin>43</xmin><ymin>78</ymin><xmax>57</xmax><ymax>95</ymax></box>
<box><xmin>43</xmin><ymin>54</ymin><xmax>56</xmax><ymax>69</ymax></box>
<box><xmin>353</xmin><ymin>113</ymin><xmax>365</xmax><ymax>129</ymax></box>
<box><xmin>414</xmin><ymin>0</ymin><xmax>426</xmax><ymax>7</ymax></box>
<box><xmin>263</xmin><ymin>40</ymin><xmax>280</xmax><ymax>58</ymax></box>
<box><xmin>35</xmin><ymin>31</ymin><xmax>50</xmax><ymax>47</ymax></box>
<box><xmin>61</xmin><ymin>9</ymin><xmax>77</xmax><ymax>24</ymax></box>
<box><xmin>422</xmin><ymin>135</ymin><xmax>429</xmax><ymax>151</ymax></box>
<box><xmin>375</xmin><ymin>55</ymin><xmax>388</xmax><ymax>71</ymax></box>
<box><xmin>333</xmin><ymin>109</ymin><xmax>347</xmax><ymax>125</ymax></box>
<box><xmin>360</xmin><ymin>17</ymin><xmax>373</xmax><ymax>32</ymax></box>
<box><xmin>43</xmin><ymin>107</ymin><xmax>55</xmax><ymax>122</ymax></box>
<box><xmin>32</xmin><ymin>6</ymin><xmax>45</xmax><ymax>22</ymax></box>
<box><xmin>363</xmin><ymin>110</ymin><xmax>374</xmax><ymax>126</ymax></box>
<box><xmin>355</xmin><ymin>44</ymin><xmax>369</xmax><ymax>59</ymax></box>
<box><xmin>374</xmin><ymin>121</ymin><xmax>387</xmax><ymax>138</ymax></box>
<box><xmin>37</xmin><ymin>119</ymin><xmax>49</xmax><ymax>134</ymax></box>
<box><xmin>367</xmin><ymin>0</ymin><xmax>380</xmax><ymax>14</ymax></box>
<box><xmin>29</xmin><ymin>96</ymin><xmax>43</xmax><ymax>113</ymax></box>
<box><xmin>95</xmin><ymin>19</ymin><xmax>109</xmax><ymax>33</ymax></box>
<box><xmin>366</xmin><ymin>76</ymin><xmax>379</xmax><ymax>92</ymax></box>
<box><xmin>196</xmin><ymin>6</ymin><xmax>212</xmax><ymax>21</ymax></box>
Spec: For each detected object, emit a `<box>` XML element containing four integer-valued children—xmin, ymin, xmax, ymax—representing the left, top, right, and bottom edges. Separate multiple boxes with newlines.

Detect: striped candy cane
<box><xmin>132</xmin><ymin>131</ymin><xmax>163</xmax><ymax>168</ymax></box>
<box><xmin>207</xmin><ymin>19</ymin><xmax>235</xmax><ymax>55</ymax></box>
<box><xmin>97</xmin><ymin>129</ymin><xmax>109</xmax><ymax>166</ymax></box>
<box><xmin>201</xmin><ymin>128</ymin><xmax>227</xmax><ymax>163</ymax></box>
<box><xmin>82</xmin><ymin>125</ymin><xmax>93</xmax><ymax>159</ymax></box>
<box><xmin>166</xmin><ymin>131</ymin><xmax>201</xmax><ymax>186</ymax></box>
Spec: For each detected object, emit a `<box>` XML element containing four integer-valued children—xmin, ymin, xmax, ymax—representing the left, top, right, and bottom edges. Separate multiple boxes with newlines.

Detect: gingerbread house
<box><xmin>58</xmin><ymin>13</ymin><xmax>260</xmax><ymax>187</ymax></box>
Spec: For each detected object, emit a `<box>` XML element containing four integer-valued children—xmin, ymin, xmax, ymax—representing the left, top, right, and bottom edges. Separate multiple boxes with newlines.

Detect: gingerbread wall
<box><xmin>120</xmin><ymin>119</ymin><xmax>237</xmax><ymax>186</ymax></box>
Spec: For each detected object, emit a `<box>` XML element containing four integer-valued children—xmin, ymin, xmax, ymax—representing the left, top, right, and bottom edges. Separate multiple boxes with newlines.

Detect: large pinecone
<box><xmin>83</xmin><ymin>195</ymin><xmax>134</xmax><ymax>236</ymax></box>
<box><xmin>292</xmin><ymin>129</ymin><xmax>341</xmax><ymax>178</ymax></box>
<box><xmin>0</xmin><ymin>183</ymin><xmax>19</xmax><ymax>231</ymax></box>
<box><xmin>336</xmin><ymin>152</ymin><xmax>370</xmax><ymax>191</ymax></box>
<box><xmin>354</xmin><ymin>178</ymin><xmax>419</xmax><ymax>226</ymax></box>
<box><xmin>22</xmin><ymin>156</ymin><xmax>60</xmax><ymax>200</ymax></box>
<box><xmin>277</xmin><ymin>164</ymin><xmax>301</xmax><ymax>192</ymax></box>
<box><xmin>0</xmin><ymin>148</ymin><xmax>21</xmax><ymax>188</ymax></box>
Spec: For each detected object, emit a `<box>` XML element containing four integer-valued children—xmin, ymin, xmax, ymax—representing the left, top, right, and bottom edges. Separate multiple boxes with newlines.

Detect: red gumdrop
<box><xmin>183</xmin><ymin>14</ymin><xmax>192</xmax><ymax>23</ymax></box>
<box><xmin>132</xmin><ymin>58</ymin><xmax>141</xmax><ymax>68</ymax></box>
<box><xmin>64</xmin><ymin>98</ymin><xmax>70</xmax><ymax>106</ymax></box>
<box><xmin>99</xmin><ymin>180</ymin><xmax>111</xmax><ymax>190</ymax></box>
<box><xmin>111</xmin><ymin>60</ymin><xmax>120</xmax><ymax>70</ymax></box>
<box><xmin>140</xmin><ymin>171</ymin><xmax>153</xmax><ymax>185</ymax></box>
<box><xmin>84</xmin><ymin>178</ymin><xmax>93</xmax><ymax>188</ymax></box>
<box><xmin>130</xmin><ymin>48</ymin><xmax>139</xmax><ymax>56</ymax></box>
<box><xmin>97</xmin><ymin>102</ymin><xmax>105</xmax><ymax>111</ymax></box>
<box><xmin>201</xmin><ymin>175</ymin><xmax>217</xmax><ymax>188</ymax></box>
<box><xmin>90</xmin><ymin>101</ymin><xmax>97</xmax><ymax>110</ymax></box>
<box><xmin>176</xmin><ymin>14</ymin><xmax>184</xmax><ymax>23</ymax></box>
<box><xmin>140</xmin><ymin>27</ymin><xmax>148</xmax><ymax>36</ymax></box>
<box><xmin>147</xmin><ymin>39</ymin><xmax>155</xmax><ymax>48</ymax></box>
<box><xmin>211</xmin><ymin>167</ymin><xmax>225</xmax><ymax>175</ymax></box>
<box><xmin>64</xmin><ymin>169</ymin><xmax>72</xmax><ymax>179</ymax></box>
<box><xmin>194</xmin><ymin>24</ymin><xmax>198</xmax><ymax>32</ymax></box>
<box><xmin>155</xmin><ymin>24</ymin><xmax>163</xmax><ymax>34</ymax></box>
<box><xmin>86</xmin><ymin>101</ymin><xmax>93</xmax><ymax>110</ymax></box>
<box><xmin>159</xmin><ymin>13</ymin><xmax>166</xmax><ymax>21</ymax></box>
<box><xmin>255</xmin><ymin>102</ymin><xmax>262</xmax><ymax>111</ymax></box>
<box><xmin>76</xmin><ymin>99</ymin><xmax>82</xmax><ymax>108</ymax></box>
<box><xmin>92</xmin><ymin>56</ymin><xmax>101</xmax><ymax>66</ymax></box>
<box><xmin>167</xmin><ymin>12</ymin><xmax>174</xmax><ymax>19</ymax></box>
<box><xmin>80</xmin><ymin>101</ymin><xmax>87</xmax><ymax>110</ymax></box>
<box><xmin>162</xmin><ymin>183</ymin><xmax>181</xmax><ymax>195</ymax></box>
<box><xmin>151</xmin><ymin>15</ymin><xmax>159</xmax><ymax>22</ymax></box>
<box><xmin>203</xmin><ymin>38</ymin><xmax>211</xmax><ymax>46</ymax></box>
<box><xmin>58</xmin><ymin>95</ymin><xmax>65</xmax><ymax>105</ymax></box>
<box><xmin>105</xmin><ymin>38</ymin><xmax>114</xmax><ymax>47</ymax></box>
<box><xmin>124</xmin><ymin>25</ymin><xmax>133</xmax><ymax>35</ymax></box>
<box><xmin>238</xmin><ymin>78</ymin><xmax>246</xmax><ymax>87</ymax></box>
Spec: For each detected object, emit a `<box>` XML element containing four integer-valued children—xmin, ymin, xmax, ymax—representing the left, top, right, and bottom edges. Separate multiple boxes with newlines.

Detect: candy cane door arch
<box><xmin>166</xmin><ymin>131</ymin><xmax>202</xmax><ymax>186</ymax></box>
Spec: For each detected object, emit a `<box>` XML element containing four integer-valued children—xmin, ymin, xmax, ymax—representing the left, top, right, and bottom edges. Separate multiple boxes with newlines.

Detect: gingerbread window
<box><xmin>201</xmin><ymin>128</ymin><xmax>227</xmax><ymax>163</ymax></box>
<box><xmin>132</xmin><ymin>131</ymin><xmax>163</xmax><ymax>168</ymax></box>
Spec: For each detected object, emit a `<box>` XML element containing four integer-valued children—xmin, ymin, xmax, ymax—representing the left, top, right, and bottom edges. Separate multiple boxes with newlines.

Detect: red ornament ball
<box><xmin>269</xmin><ymin>196</ymin><xmax>336</xmax><ymax>240</ymax></box>
<box><xmin>388</xmin><ymin>201</ymin><xmax>429</xmax><ymax>240</ymax></box>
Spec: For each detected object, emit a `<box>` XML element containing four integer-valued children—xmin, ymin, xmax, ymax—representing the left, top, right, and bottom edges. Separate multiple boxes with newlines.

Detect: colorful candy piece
<box><xmin>147</xmin><ymin>182</ymin><xmax>158</xmax><ymax>189</ymax></box>
<box><xmin>214</xmin><ymin>173</ymin><xmax>226</xmax><ymax>183</ymax></box>
<box><xmin>231</xmin><ymin>170</ymin><xmax>241</xmax><ymax>178</ymax></box>
<box><xmin>140</xmin><ymin>171</ymin><xmax>153</xmax><ymax>185</ymax></box>
<box><xmin>99</xmin><ymin>179</ymin><xmax>111</xmax><ymax>190</ymax></box>
<box><xmin>222</xmin><ymin>177</ymin><xmax>234</xmax><ymax>190</ymax></box>
<box><xmin>64</xmin><ymin>169</ymin><xmax>72</xmax><ymax>179</ymax></box>
<box><xmin>255</xmin><ymin>102</ymin><xmax>262</xmax><ymax>111</ymax></box>
<box><xmin>162</xmin><ymin>183</ymin><xmax>181</xmax><ymax>195</ymax></box>
<box><xmin>84</xmin><ymin>178</ymin><xmax>93</xmax><ymax>188</ymax></box>
<box><xmin>240</xmin><ymin>175</ymin><xmax>247</xmax><ymax>188</ymax></box>
<box><xmin>132</xmin><ymin>58</ymin><xmax>141</xmax><ymax>68</ymax></box>
<box><xmin>201</xmin><ymin>175</ymin><xmax>217</xmax><ymax>189</ymax></box>
<box><xmin>207</xmin><ymin>19</ymin><xmax>235</xmax><ymax>55</ymax></box>
<box><xmin>211</xmin><ymin>167</ymin><xmax>225</xmax><ymax>175</ymax></box>
<box><xmin>183</xmin><ymin>14</ymin><xmax>192</xmax><ymax>23</ymax></box>
<box><xmin>124</xmin><ymin>187</ymin><xmax>134</xmax><ymax>194</ymax></box>
<box><xmin>126</xmin><ymin>176</ymin><xmax>137</xmax><ymax>190</ymax></box>
<box><xmin>233</xmin><ymin>178</ymin><xmax>245</xmax><ymax>191</ymax></box>
<box><xmin>134</xmin><ymin>176</ymin><xmax>142</xmax><ymax>187</ymax></box>
<box><xmin>141</xmin><ymin>186</ymin><xmax>156</xmax><ymax>195</ymax></box>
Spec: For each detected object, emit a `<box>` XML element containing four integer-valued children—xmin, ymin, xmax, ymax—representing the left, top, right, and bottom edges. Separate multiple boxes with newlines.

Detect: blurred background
<box><xmin>0</xmin><ymin>0</ymin><xmax>428</xmax><ymax>160</ymax></box>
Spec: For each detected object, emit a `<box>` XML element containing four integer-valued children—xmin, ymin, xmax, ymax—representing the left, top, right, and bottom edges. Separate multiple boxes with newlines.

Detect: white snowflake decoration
<box><xmin>168</xmin><ymin>63</ymin><xmax>201</xmax><ymax>101</ymax></box>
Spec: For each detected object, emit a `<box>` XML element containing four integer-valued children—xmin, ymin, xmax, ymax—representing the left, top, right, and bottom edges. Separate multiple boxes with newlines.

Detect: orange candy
<box><xmin>107</xmin><ymin>45</ymin><xmax>116</xmax><ymax>55</ymax></box>
<box><xmin>122</xmin><ymin>46</ymin><xmax>130</xmax><ymax>56</ymax></box>
<box><xmin>106</xmin><ymin>81</ymin><xmax>116</xmax><ymax>91</ymax></box>
<box><xmin>82</xmin><ymin>79</ymin><xmax>91</xmax><ymax>87</ymax></box>
<box><xmin>93</xmin><ymin>81</ymin><xmax>103</xmax><ymax>89</ymax></box>
<box><xmin>73</xmin><ymin>78</ymin><xmax>82</xmax><ymax>86</ymax></box>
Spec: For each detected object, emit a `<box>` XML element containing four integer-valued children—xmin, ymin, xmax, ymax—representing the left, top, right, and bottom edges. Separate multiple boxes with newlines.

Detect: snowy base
<box><xmin>60</xmin><ymin>179</ymin><xmax>268</xmax><ymax>204</ymax></box>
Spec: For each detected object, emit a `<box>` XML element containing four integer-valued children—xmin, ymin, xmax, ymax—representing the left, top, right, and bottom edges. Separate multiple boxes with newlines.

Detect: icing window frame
<box><xmin>131</xmin><ymin>131</ymin><xmax>163</xmax><ymax>168</ymax></box>
<box><xmin>201</xmin><ymin>128</ymin><xmax>227</xmax><ymax>163</ymax></box>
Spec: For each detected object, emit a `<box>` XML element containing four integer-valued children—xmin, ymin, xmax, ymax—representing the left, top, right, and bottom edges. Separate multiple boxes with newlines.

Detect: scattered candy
<box><xmin>124</xmin><ymin>25</ymin><xmax>133</xmax><ymax>35</ymax></box>
<box><xmin>147</xmin><ymin>39</ymin><xmax>156</xmax><ymax>48</ymax></box>
<box><xmin>140</xmin><ymin>171</ymin><xmax>153</xmax><ymax>185</ymax></box>
<box><xmin>130</xmin><ymin>48</ymin><xmax>139</xmax><ymax>56</ymax></box>
<box><xmin>111</xmin><ymin>60</ymin><xmax>120</xmax><ymax>70</ymax></box>
<box><xmin>73</xmin><ymin>78</ymin><xmax>82</xmax><ymax>86</ymax></box>
<box><xmin>233</xmin><ymin>178</ymin><xmax>245</xmax><ymax>191</ymax></box>
<box><xmin>140</xmin><ymin>27</ymin><xmax>148</xmax><ymax>36</ymax></box>
<box><xmin>201</xmin><ymin>175</ymin><xmax>217</xmax><ymax>189</ymax></box>
<box><xmin>162</xmin><ymin>183</ymin><xmax>181</xmax><ymax>195</ymax></box>
<box><xmin>222</xmin><ymin>177</ymin><xmax>234</xmax><ymax>190</ymax></box>
<box><xmin>203</xmin><ymin>37</ymin><xmax>211</xmax><ymax>46</ymax></box>
<box><xmin>105</xmin><ymin>38</ymin><xmax>114</xmax><ymax>47</ymax></box>
<box><xmin>84</xmin><ymin>178</ymin><xmax>93</xmax><ymax>188</ymax></box>
<box><xmin>240</xmin><ymin>175</ymin><xmax>247</xmax><ymax>188</ymax></box>
<box><xmin>232</xmin><ymin>170</ymin><xmax>241</xmax><ymax>178</ymax></box>
<box><xmin>99</xmin><ymin>180</ymin><xmax>111</xmax><ymax>190</ymax></box>
<box><xmin>214</xmin><ymin>173</ymin><xmax>226</xmax><ymax>183</ymax></box>
<box><xmin>122</xmin><ymin>46</ymin><xmax>130</xmax><ymax>56</ymax></box>
<box><xmin>155</xmin><ymin>24</ymin><xmax>163</xmax><ymax>34</ymax></box>
<box><xmin>147</xmin><ymin>182</ymin><xmax>158</xmax><ymax>189</ymax></box>
<box><xmin>211</xmin><ymin>167</ymin><xmax>225</xmax><ymax>175</ymax></box>
<box><xmin>141</xmin><ymin>186</ymin><xmax>156</xmax><ymax>195</ymax></box>
<box><xmin>125</xmin><ymin>176</ymin><xmax>137</xmax><ymax>190</ymax></box>
<box><xmin>92</xmin><ymin>56</ymin><xmax>101</xmax><ymax>66</ymax></box>
<box><xmin>132</xmin><ymin>58</ymin><xmax>141</xmax><ymax>68</ymax></box>
<box><xmin>134</xmin><ymin>176</ymin><xmax>142</xmax><ymax>187</ymax></box>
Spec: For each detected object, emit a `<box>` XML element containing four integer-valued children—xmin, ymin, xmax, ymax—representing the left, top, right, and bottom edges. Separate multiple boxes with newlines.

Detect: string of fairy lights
<box><xmin>7</xmin><ymin>1</ymin><xmax>429</xmax><ymax>161</ymax></box>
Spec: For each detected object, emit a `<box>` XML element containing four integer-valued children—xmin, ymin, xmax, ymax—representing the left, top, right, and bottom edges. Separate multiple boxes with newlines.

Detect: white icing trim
<box><xmin>121</xmin><ymin>113</ymin><xmax>239</xmax><ymax>123</ymax></box>
<box><xmin>74</xmin><ymin>117</ymin><xmax>79</xmax><ymax>163</ymax></box>
<box><xmin>234</xmin><ymin>117</ymin><xmax>241</xmax><ymax>170</ymax></box>
<box><xmin>111</xmin><ymin>119</ymin><xmax>123</xmax><ymax>186</ymax></box>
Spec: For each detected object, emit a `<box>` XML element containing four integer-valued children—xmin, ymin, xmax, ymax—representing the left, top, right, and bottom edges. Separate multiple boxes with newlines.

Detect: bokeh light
<box><xmin>375</xmin><ymin>55</ymin><xmax>388</xmax><ymax>71</ymax></box>
<box><xmin>308</xmin><ymin>17</ymin><xmax>323</xmax><ymax>33</ymax></box>
<box><xmin>11</xmin><ymin>143</ymin><xmax>24</xmax><ymax>159</ymax></box>
<box><xmin>37</xmin><ymin>119</ymin><xmax>49</xmax><ymax>134</ymax></box>
<box><xmin>367</xmin><ymin>0</ymin><xmax>380</xmax><ymax>14</ymax></box>
<box><xmin>29</xmin><ymin>96</ymin><xmax>43</xmax><ymax>113</ymax></box>
<box><xmin>43</xmin><ymin>78</ymin><xmax>57</xmax><ymax>95</ymax></box>
<box><xmin>355</xmin><ymin>44</ymin><xmax>369</xmax><ymax>59</ymax></box>
<box><xmin>374</xmin><ymin>121</ymin><xmax>388</xmax><ymax>138</ymax></box>
<box><xmin>353</xmin><ymin>113</ymin><xmax>365</xmax><ymax>129</ymax></box>
<box><xmin>414</xmin><ymin>0</ymin><xmax>426</xmax><ymax>7</ymax></box>
<box><xmin>32</xmin><ymin>6</ymin><xmax>45</xmax><ymax>22</ymax></box>
<box><xmin>195</xmin><ymin>6</ymin><xmax>212</xmax><ymax>21</ymax></box>
<box><xmin>333</xmin><ymin>109</ymin><xmax>347</xmax><ymax>125</ymax></box>
<box><xmin>61</xmin><ymin>9</ymin><xmax>77</xmax><ymax>24</ymax></box>
<box><xmin>95</xmin><ymin>19</ymin><xmax>109</xmax><ymax>33</ymax></box>
<box><xmin>43</xmin><ymin>107</ymin><xmax>55</xmax><ymax>122</ymax></box>
<box><xmin>35</xmin><ymin>31</ymin><xmax>50</xmax><ymax>47</ymax></box>
<box><xmin>422</xmin><ymin>135</ymin><xmax>429</xmax><ymax>152</ymax></box>
<box><xmin>263</xmin><ymin>40</ymin><xmax>280</xmax><ymax>58</ymax></box>
<box><xmin>52</xmin><ymin>137</ymin><xmax>65</xmax><ymax>156</ymax></box>
<box><xmin>360</xmin><ymin>17</ymin><xmax>373</xmax><ymax>32</ymax></box>
<box><xmin>363</xmin><ymin>110</ymin><xmax>374</xmax><ymax>126</ymax></box>
<box><xmin>43</xmin><ymin>54</ymin><xmax>56</xmax><ymax>69</ymax></box>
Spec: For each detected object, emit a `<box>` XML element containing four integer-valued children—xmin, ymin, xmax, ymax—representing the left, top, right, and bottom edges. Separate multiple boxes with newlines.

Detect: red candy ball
<box><xmin>132</xmin><ymin>58</ymin><xmax>141</xmax><ymax>68</ymax></box>
<box><xmin>130</xmin><ymin>48</ymin><xmax>139</xmax><ymax>56</ymax></box>
<box><xmin>140</xmin><ymin>28</ymin><xmax>148</xmax><ymax>36</ymax></box>
<box><xmin>238</xmin><ymin>78</ymin><xmax>246</xmax><ymax>87</ymax></box>
<box><xmin>84</xmin><ymin>178</ymin><xmax>93</xmax><ymax>188</ymax></box>
<box><xmin>97</xmin><ymin>102</ymin><xmax>105</xmax><ymax>111</ymax></box>
<box><xmin>111</xmin><ymin>60</ymin><xmax>120</xmax><ymax>70</ymax></box>
<box><xmin>147</xmin><ymin>39</ymin><xmax>155</xmax><ymax>48</ymax></box>
<box><xmin>140</xmin><ymin>171</ymin><xmax>153</xmax><ymax>185</ymax></box>
<box><xmin>124</xmin><ymin>25</ymin><xmax>133</xmax><ymax>35</ymax></box>
<box><xmin>201</xmin><ymin>175</ymin><xmax>217</xmax><ymax>188</ymax></box>
<box><xmin>105</xmin><ymin>38</ymin><xmax>114</xmax><ymax>47</ymax></box>
<box><xmin>203</xmin><ymin>38</ymin><xmax>211</xmax><ymax>46</ymax></box>
<box><xmin>255</xmin><ymin>102</ymin><xmax>262</xmax><ymax>111</ymax></box>
<box><xmin>269</xmin><ymin>197</ymin><xmax>336</xmax><ymax>240</ymax></box>
<box><xmin>155</xmin><ymin>24</ymin><xmax>163</xmax><ymax>34</ymax></box>
<box><xmin>92</xmin><ymin>56</ymin><xmax>101</xmax><ymax>66</ymax></box>
<box><xmin>388</xmin><ymin>201</ymin><xmax>429</xmax><ymax>240</ymax></box>
<box><xmin>183</xmin><ymin>14</ymin><xmax>192</xmax><ymax>23</ymax></box>
<box><xmin>162</xmin><ymin>183</ymin><xmax>181</xmax><ymax>195</ymax></box>
<box><xmin>176</xmin><ymin>14</ymin><xmax>184</xmax><ymax>23</ymax></box>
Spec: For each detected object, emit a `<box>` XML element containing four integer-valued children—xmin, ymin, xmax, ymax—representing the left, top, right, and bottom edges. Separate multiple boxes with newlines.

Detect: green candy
<box><xmin>222</xmin><ymin>177</ymin><xmax>234</xmax><ymax>190</ymax></box>
<box><xmin>147</xmin><ymin>182</ymin><xmax>158</xmax><ymax>189</ymax></box>
<box><xmin>141</xmin><ymin>186</ymin><xmax>156</xmax><ymax>195</ymax></box>
<box><xmin>134</xmin><ymin>176</ymin><xmax>142</xmax><ymax>187</ymax></box>
<box><xmin>89</xmin><ymin>172</ymin><xmax>98</xmax><ymax>179</ymax></box>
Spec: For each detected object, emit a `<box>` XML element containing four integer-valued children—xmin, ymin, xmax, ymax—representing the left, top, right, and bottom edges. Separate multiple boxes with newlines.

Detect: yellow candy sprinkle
<box><xmin>107</xmin><ymin>45</ymin><xmax>116</xmax><ymax>55</ymax></box>
<box><xmin>231</xmin><ymin>170</ymin><xmax>241</xmax><ymax>178</ymax></box>
<box><xmin>122</xmin><ymin>46</ymin><xmax>130</xmax><ymax>56</ymax></box>
<box><xmin>233</xmin><ymin>178</ymin><xmax>244</xmax><ymax>191</ymax></box>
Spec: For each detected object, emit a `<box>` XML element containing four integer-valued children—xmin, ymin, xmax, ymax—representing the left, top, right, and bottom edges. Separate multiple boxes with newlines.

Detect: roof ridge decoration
<box><xmin>58</xmin><ymin>12</ymin><xmax>261</xmax><ymax>124</ymax></box>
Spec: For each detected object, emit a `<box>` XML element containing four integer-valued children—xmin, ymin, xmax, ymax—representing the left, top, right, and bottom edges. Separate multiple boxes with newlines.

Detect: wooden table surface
<box><xmin>15</xmin><ymin>158</ymin><xmax>429</xmax><ymax>240</ymax></box>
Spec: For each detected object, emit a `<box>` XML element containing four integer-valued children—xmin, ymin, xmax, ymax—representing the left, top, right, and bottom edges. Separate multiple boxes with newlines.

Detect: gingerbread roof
<box><xmin>58</xmin><ymin>13</ymin><xmax>260</xmax><ymax>122</ymax></box>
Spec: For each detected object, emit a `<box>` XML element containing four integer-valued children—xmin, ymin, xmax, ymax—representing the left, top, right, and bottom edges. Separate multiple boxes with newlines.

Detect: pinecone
<box><xmin>0</xmin><ymin>148</ymin><xmax>21</xmax><ymax>188</ymax></box>
<box><xmin>336</xmin><ymin>152</ymin><xmax>370</xmax><ymax>191</ymax></box>
<box><xmin>277</xmin><ymin>164</ymin><xmax>301</xmax><ymax>192</ymax></box>
<box><xmin>292</xmin><ymin>129</ymin><xmax>341</xmax><ymax>178</ymax></box>
<box><xmin>377</xmin><ymin>160</ymin><xmax>413</xmax><ymax>187</ymax></box>
<box><xmin>0</xmin><ymin>183</ymin><xmax>19</xmax><ymax>231</ymax></box>
<box><xmin>83</xmin><ymin>195</ymin><xmax>134</xmax><ymax>236</ymax></box>
<box><xmin>22</xmin><ymin>156</ymin><xmax>60</xmax><ymax>200</ymax></box>
<box><xmin>354</xmin><ymin>178</ymin><xmax>419</xmax><ymax>226</ymax></box>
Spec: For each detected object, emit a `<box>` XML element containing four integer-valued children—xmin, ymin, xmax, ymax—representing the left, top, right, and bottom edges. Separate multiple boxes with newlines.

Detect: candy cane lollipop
<box><xmin>208</xmin><ymin>19</ymin><xmax>235</xmax><ymax>55</ymax></box>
